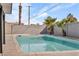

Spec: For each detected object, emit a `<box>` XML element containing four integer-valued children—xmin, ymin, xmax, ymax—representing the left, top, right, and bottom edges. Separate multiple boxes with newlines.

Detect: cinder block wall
<box><xmin>5</xmin><ymin>23</ymin><xmax>48</xmax><ymax>34</ymax></box>
<box><xmin>5</xmin><ymin>23</ymin><xmax>12</xmax><ymax>34</ymax></box>
<box><xmin>5</xmin><ymin>22</ymin><xmax>63</xmax><ymax>35</ymax></box>
<box><xmin>12</xmin><ymin>25</ymin><xmax>48</xmax><ymax>34</ymax></box>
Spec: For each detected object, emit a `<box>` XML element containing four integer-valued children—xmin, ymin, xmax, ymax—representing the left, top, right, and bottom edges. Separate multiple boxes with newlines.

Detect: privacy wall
<box><xmin>5</xmin><ymin>23</ymin><xmax>48</xmax><ymax>34</ymax></box>
<box><xmin>65</xmin><ymin>22</ymin><xmax>79</xmax><ymax>38</ymax></box>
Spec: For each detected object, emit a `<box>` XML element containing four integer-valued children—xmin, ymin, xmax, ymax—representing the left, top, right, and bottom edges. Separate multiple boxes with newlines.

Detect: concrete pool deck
<box><xmin>1</xmin><ymin>34</ymin><xmax>79</xmax><ymax>56</ymax></box>
<box><xmin>2</xmin><ymin>34</ymin><xmax>25</xmax><ymax>56</ymax></box>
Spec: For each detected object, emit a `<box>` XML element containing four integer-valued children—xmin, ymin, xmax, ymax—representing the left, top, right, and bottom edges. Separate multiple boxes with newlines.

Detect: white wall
<box><xmin>65</xmin><ymin>22</ymin><xmax>79</xmax><ymax>37</ymax></box>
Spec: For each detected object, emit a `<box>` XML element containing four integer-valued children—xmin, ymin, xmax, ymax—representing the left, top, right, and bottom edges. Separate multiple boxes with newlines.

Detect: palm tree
<box><xmin>43</xmin><ymin>16</ymin><xmax>56</xmax><ymax>34</ymax></box>
<box><xmin>67</xmin><ymin>13</ymin><xmax>77</xmax><ymax>23</ymax></box>
<box><xmin>56</xmin><ymin>19</ymin><xmax>67</xmax><ymax>36</ymax></box>
<box><xmin>56</xmin><ymin>13</ymin><xmax>78</xmax><ymax>36</ymax></box>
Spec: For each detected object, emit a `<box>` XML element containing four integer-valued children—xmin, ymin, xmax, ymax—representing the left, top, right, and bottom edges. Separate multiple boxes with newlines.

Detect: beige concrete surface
<box><xmin>2</xmin><ymin>34</ymin><xmax>24</xmax><ymax>56</ymax></box>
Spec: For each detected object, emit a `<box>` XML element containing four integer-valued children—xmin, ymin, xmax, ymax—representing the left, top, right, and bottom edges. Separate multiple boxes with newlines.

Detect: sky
<box><xmin>5</xmin><ymin>3</ymin><xmax>79</xmax><ymax>25</ymax></box>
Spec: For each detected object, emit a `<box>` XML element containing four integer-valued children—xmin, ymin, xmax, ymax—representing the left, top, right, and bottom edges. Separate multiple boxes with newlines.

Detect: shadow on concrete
<box><xmin>40</xmin><ymin>26</ymin><xmax>48</xmax><ymax>34</ymax></box>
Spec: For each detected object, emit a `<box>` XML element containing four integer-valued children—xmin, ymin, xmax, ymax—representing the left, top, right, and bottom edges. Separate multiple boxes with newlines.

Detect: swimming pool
<box><xmin>16</xmin><ymin>35</ymin><xmax>79</xmax><ymax>53</ymax></box>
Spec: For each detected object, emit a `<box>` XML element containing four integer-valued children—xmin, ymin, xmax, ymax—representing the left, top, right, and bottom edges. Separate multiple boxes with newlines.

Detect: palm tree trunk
<box><xmin>19</xmin><ymin>3</ymin><xmax>22</xmax><ymax>25</ymax></box>
<box><xmin>50</xmin><ymin>26</ymin><xmax>54</xmax><ymax>35</ymax></box>
<box><xmin>62</xmin><ymin>29</ymin><xmax>66</xmax><ymax>36</ymax></box>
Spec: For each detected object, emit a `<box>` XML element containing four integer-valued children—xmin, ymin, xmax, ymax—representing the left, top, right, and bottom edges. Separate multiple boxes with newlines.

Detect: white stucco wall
<box><xmin>65</xmin><ymin>22</ymin><xmax>79</xmax><ymax>37</ymax></box>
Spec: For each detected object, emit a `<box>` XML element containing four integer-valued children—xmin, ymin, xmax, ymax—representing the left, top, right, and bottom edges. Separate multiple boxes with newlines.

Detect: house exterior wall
<box><xmin>1</xmin><ymin>3</ymin><xmax>12</xmax><ymax>14</ymax></box>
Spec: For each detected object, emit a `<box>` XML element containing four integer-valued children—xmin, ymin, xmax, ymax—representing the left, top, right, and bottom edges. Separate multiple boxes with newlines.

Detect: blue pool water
<box><xmin>16</xmin><ymin>35</ymin><xmax>79</xmax><ymax>53</ymax></box>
